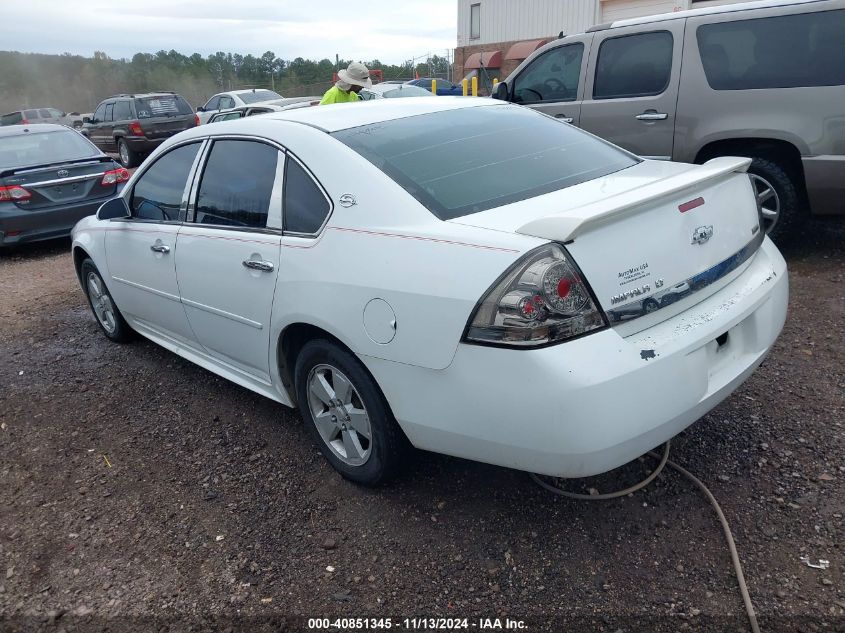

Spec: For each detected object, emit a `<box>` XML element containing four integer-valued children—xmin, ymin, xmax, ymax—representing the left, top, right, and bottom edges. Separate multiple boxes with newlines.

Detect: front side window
<box><xmin>194</xmin><ymin>140</ymin><xmax>279</xmax><ymax>228</ymax></box>
<box><xmin>204</xmin><ymin>96</ymin><xmax>221</xmax><ymax>110</ymax></box>
<box><xmin>513</xmin><ymin>43</ymin><xmax>584</xmax><ymax>104</ymax></box>
<box><xmin>48</xmin><ymin>108</ymin><xmax>63</xmax><ymax>117</ymax></box>
<box><xmin>470</xmin><ymin>3</ymin><xmax>480</xmax><ymax>39</ymax></box>
<box><xmin>333</xmin><ymin>105</ymin><xmax>638</xmax><ymax>220</ymax></box>
<box><xmin>593</xmin><ymin>31</ymin><xmax>673</xmax><ymax>99</ymax></box>
<box><xmin>93</xmin><ymin>104</ymin><xmax>106</xmax><ymax>122</ymax></box>
<box><xmin>697</xmin><ymin>9</ymin><xmax>845</xmax><ymax>90</ymax></box>
<box><xmin>113</xmin><ymin>101</ymin><xmax>132</xmax><ymax>121</ymax></box>
<box><xmin>283</xmin><ymin>157</ymin><xmax>331</xmax><ymax>234</ymax></box>
<box><xmin>130</xmin><ymin>143</ymin><xmax>200</xmax><ymax>221</ymax></box>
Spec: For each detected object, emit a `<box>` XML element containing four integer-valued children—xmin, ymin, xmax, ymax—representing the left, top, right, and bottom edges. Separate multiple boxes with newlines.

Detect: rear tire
<box><xmin>81</xmin><ymin>259</ymin><xmax>133</xmax><ymax>342</ymax></box>
<box><xmin>743</xmin><ymin>157</ymin><xmax>801</xmax><ymax>242</ymax></box>
<box><xmin>117</xmin><ymin>138</ymin><xmax>140</xmax><ymax>168</ymax></box>
<box><xmin>294</xmin><ymin>339</ymin><xmax>407</xmax><ymax>485</ymax></box>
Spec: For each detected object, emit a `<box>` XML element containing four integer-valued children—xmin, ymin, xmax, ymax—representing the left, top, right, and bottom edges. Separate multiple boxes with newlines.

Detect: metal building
<box><xmin>455</xmin><ymin>0</ymin><xmax>747</xmax><ymax>88</ymax></box>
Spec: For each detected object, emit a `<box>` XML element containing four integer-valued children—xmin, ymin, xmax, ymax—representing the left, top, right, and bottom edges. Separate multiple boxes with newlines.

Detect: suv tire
<box><xmin>117</xmin><ymin>138</ymin><xmax>141</xmax><ymax>168</ymax></box>
<box><xmin>743</xmin><ymin>157</ymin><xmax>801</xmax><ymax>242</ymax></box>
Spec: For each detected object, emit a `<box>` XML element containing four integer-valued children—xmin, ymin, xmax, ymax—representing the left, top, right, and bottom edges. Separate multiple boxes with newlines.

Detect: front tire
<box><xmin>117</xmin><ymin>138</ymin><xmax>141</xmax><ymax>168</ymax></box>
<box><xmin>81</xmin><ymin>259</ymin><xmax>133</xmax><ymax>342</ymax></box>
<box><xmin>294</xmin><ymin>339</ymin><xmax>407</xmax><ymax>485</ymax></box>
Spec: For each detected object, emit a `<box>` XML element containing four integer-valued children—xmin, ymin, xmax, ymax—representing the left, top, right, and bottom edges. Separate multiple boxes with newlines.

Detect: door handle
<box><xmin>242</xmin><ymin>259</ymin><xmax>274</xmax><ymax>272</ymax></box>
<box><xmin>554</xmin><ymin>114</ymin><xmax>574</xmax><ymax>123</ymax></box>
<box><xmin>150</xmin><ymin>243</ymin><xmax>170</xmax><ymax>253</ymax></box>
<box><xmin>636</xmin><ymin>111</ymin><xmax>668</xmax><ymax>121</ymax></box>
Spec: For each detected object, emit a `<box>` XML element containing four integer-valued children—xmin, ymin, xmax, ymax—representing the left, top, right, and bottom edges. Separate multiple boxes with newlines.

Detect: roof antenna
<box><xmin>558</xmin><ymin>31</ymin><xmax>566</xmax><ymax>38</ymax></box>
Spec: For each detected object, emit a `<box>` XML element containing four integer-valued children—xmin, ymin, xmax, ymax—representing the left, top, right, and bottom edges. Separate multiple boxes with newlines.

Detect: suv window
<box><xmin>513</xmin><ymin>43</ymin><xmax>584</xmax><ymax>104</ymax></box>
<box><xmin>24</xmin><ymin>109</ymin><xmax>39</xmax><ymax>119</ymax></box>
<box><xmin>593</xmin><ymin>31</ymin><xmax>673</xmax><ymax>99</ymax></box>
<box><xmin>93</xmin><ymin>104</ymin><xmax>106</xmax><ymax>122</ymax></box>
<box><xmin>697</xmin><ymin>9</ymin><xmax>845</xmax><ymax>90</ymax></box>
<box><xmin>104</xmin><ymin>103</ymin><xmax>114</xmax><ymax>122</ymax></box>
<box><xmin>194</xmin><ymin>140</ymin><xmax>279</xmax><ymax>228</ymax></box>
<box><xmin>284</xmin><ymin>157</ymin><xmax>331</xmax><ymax>234</ymax></box>
<box><xmin>113</xmin><ymin>100</ymin><xmax>133</xmax><ymax>121</ymax></box>
<box><xmin>38</xmin><ymin>109</ymin><xmax>52</xmax><ymax>118</ymax></box>
<box><xmin>134</xmin><ymin>95</ymin><xmax>192</xmax><ymax>119</ymax></box>
<box><xmin>1</xmin><ymin>112</ymin><xmax>23</xmax><ymax>125</ymax></box>
<box><xmin>130</xmin><ymin>143</ymin><xmax>201</xmax><ymax>221</ymax></box>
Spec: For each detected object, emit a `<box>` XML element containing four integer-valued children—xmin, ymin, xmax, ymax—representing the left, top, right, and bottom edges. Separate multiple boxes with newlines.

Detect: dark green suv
<box><xmin>82</xmin><ymin>92</ymin><xmax>198</xmax><ymax>167</ymax></box>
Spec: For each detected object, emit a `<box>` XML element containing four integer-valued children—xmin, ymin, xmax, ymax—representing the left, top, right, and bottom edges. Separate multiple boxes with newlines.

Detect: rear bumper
<box><xmin>122</xmin><ymin>136</ymin><xmax>164</xmax><ymax>153</ymax></box>
<box><xmin>0</xmin><ymin>191</ymin><xmax>120</xmax><ymax>246</ymax></box>
<box><xmin>361</xmin><ymin>238</ymin><xmax>788</xmax><ymax>478</ymax></box>
<box><xmin>802</xmin><ymin>155</ymin><xmax>845</xmax><ymax>216</ymax></box>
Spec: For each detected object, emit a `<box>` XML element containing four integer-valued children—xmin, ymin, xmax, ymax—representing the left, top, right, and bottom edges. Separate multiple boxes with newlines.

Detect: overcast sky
<box><xmin>6</xmin><ymin>0</ymin><xmax>457</xmax><ymax>64</ymax></box>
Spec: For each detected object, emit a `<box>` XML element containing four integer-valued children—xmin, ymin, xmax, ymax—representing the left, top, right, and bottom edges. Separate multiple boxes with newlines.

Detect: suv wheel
<box><xmin>117</xmin><ymin>138</ymin><xmax>140</xmax><ymax>168</ymax></box>
<box><xmin>744</xmin><ymin>158</ymin><xmax>801</xmax><ymax>241</ymax></box>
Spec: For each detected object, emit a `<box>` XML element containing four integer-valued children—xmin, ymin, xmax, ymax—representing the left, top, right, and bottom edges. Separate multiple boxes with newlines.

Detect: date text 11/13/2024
<box><xmin>307</xmin><ymin>617</ymin><xmax>528</xmax><ymax>629</ymax></box>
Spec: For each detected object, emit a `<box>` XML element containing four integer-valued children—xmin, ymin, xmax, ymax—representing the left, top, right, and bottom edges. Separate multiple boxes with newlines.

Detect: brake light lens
<box><xmin>464</xmin><ymin>243</ymin><xmax>606</xmax><ymax>347</ymax></box>
<box><xmin>21</xmin><ymin>119</ymin><xmax>30</xmax><ymax>125</ymax></box>
<box><xmin>128</xmin><ymin>121</ymin><xmax>144</xmax><ymax>136</ymax></box>
<box><xmin>101</xmin><ymin>168</ymin><xmax>131</xmax><ymax>186</ymax></box>
<box><xmin>0</xmin><ymin>185</ymin><xmax>32</xmax><ymax>202</ymax></box>
<box><xmin>194</xmin><ymin>114</ymin><xmax>200</xmax><ymax>126</ymax></box>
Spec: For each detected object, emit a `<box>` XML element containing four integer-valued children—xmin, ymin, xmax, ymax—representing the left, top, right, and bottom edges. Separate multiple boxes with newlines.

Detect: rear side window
<box><xmin>24</xmin><ymin>110</ymin><xmax>39</xmax><ymax>119</ymax></box>
<box><xmin>593</xmin><ymin>31</ymin><xmax>673</xmax><ymax>99</ymax></box>
<box><xmin>513</xmin><ymin>43</ymin><xmax>584</xmax><ymax>104</ymax></box>
<box><xmin>1</xmin><ymin>112</ymin><xmax>23</xmax><ymax>125</ymax></box>
<box><xmin>113</xmin><ymin>101</ymin><xmax>133</xmax><ymax>121</ymax></box>
<box><xmin>697</xmin><ymin>9</ymin><xmax>845</xmax><ymax>90</ymax></box>
<box><xmin>130</xmin><ymin>143</ymin><xmax>200</xmax><ymax>221</ymax></box>
<box><xmin>333</xmin><ymin>105</ymin><xmax>638</xmax><ymax>220</ymax></box>
<box><xmin>194</xmin><ymin>140</ymin><xmax>279</xmax><ymax>228</ymax></box>
<box><xmin>283</xmin><ymin>158</ymin><xmax>330</xmax><ymax>234</ymax></box>
<box><xmin>134</xmin><ymin>95</ymin><xmax>192</xmax><ymax>119</ymax></box>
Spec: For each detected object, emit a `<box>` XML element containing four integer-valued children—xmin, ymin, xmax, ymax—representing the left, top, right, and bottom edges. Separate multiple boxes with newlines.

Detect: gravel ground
<box><xmin>0</xmin><ymin>218</ymin><xmax>843</xmax><ymax>633</ymax></box>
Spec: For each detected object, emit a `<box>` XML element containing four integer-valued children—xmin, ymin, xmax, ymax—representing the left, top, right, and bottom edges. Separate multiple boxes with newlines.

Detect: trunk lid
<box><xmin>2</xmin><ymin>157</ymin><xmax>118</xmax><ymax>210</ymax></box>
<box><xmin>449</xmin><ymin>157</ymin><xmax>763</xmax><ymax>332</ymax></box>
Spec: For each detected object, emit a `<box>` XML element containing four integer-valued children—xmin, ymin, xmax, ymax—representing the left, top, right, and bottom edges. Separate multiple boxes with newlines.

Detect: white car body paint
<box><xmin>72</xmin><ymin>98</ymin><xmax>788</xmax><ymax>478</ymax></box>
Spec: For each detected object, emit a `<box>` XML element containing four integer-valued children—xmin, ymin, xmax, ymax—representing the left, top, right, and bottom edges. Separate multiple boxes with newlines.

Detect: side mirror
<box><xmin>97</xmin><ymin>197</ymin><xmax>130</xmax><ymax>220</ymax></box>
<box><xmin>83</xmin><ymin>117</ymin><xmax>91</xmax><ymax>124</ymax></box>
<box><xmin>196</xmin><ymin>106</ymin><xmax>205</xmax><ymax>112</ymax></box>
<box><xmin>493</xmin><ymin>81</ymin><xmax>509</xmax><ymax>101</ymax></box>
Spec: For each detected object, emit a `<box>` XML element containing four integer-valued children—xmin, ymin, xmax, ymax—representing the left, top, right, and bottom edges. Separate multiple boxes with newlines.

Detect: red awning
<box><xmin>464</xmin><ymin>50</ymin><xmax>502</xmax><ymax>70</ymax></box>
<box><xmin>505</xmin><ymin>39</ymin><xmax>551</xmax><ymax>61</ymax></box>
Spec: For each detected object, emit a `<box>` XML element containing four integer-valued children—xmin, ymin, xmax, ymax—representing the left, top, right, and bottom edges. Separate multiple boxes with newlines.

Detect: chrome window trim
<box><xmin>606</xmin><ymin>229</ymin><xmax>766</xmax><ymax>323</ymax></box>
<box><xmin>26</xmin><ymin>172</ymin><xmax>108</xmax><ymax>187</ymax></box>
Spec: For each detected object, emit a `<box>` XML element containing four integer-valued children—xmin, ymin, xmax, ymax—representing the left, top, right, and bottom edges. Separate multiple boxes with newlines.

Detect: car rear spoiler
<box><xmin>516</xmin><ymin>156</ymin><xmax>752</xmax><ymax>243</ymax></box>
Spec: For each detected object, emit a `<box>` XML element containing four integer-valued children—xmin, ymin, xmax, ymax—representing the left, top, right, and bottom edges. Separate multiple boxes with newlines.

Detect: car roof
<box><xmin>230</xmin><ymin>89</ymin><xmax>279</xmax><ymax>95</ymax></box>
<box><xmin>261</xmin><ymin>96</ymin><xmax>496</xmax><ymax>133</ymax></box>
<box><xmin>589</xmin><ymin>0</ymin><xmax>826</xmax><ymax>30</ymax></box>
<box><xmin>0</xmin><ymin>123</ymin><xmax>75</xmax><ymax>137</ymax></box>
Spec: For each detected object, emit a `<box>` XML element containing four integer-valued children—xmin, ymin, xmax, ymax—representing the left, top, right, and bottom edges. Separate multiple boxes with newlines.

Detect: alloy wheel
<box><xmin>119</xmin><ymin>141</ymin><xmax>129</xmax><ymax>167</ymax></box>
<box><xmin>86</xmin><ymin>272</ymin><xmax>117</xmax><ymax>334</ymax></box>
<box><xmin>749</xmin><ymin>173</ymin><xmax>780</xmax><ymax>235</ymax></box>
<box><xmin>307</xmin><ymin>364</ymin><xmax>372</xmax><ymax>466</ymax></box>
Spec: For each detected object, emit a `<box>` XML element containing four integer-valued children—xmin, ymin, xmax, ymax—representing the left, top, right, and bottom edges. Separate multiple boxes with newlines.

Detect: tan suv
<box><xmin>494</xmin><ymin>0</ymin><xmax>845</xmax><ymax>239</ymax></box>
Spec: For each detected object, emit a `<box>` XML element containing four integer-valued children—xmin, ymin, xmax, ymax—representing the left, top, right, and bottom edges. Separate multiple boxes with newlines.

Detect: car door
<box><xmin>511</xmin><ymin>37</ymin><xmax>592</xmax><ymax>125</ymax></box>
<box><xmin>102</xmin><ymin>102</ymin><xmax>116</xmax><ymax>152</ymax></box>
<box><xmin>175</xmin><ymin>138</ymin><xmax>283</xmax><ymax>383</ymax></box>
<box><xmin>199</xmin><ymin>95</ymin><xmax>221</xmax><ymax>123</ymax></box>
<box><xmin>104</xmin><ymin>141</ymin><xmax>204</xmax><ymax>345</ymax></box>
<box><xmin>87</xmin><ymin>104</ymin><xmax>107</xmax><ymax>148</ymax></box>
<box><xmin>579</xmin><ymin>20</ymin><xmax>684</xmax><ymax>159</ymax></box>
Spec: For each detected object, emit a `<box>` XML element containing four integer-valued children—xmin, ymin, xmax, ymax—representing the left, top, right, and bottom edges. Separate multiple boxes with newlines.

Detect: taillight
<box><xmin>21</xmin><ymin>119</ymin><xmax>30</xmax><ymax>125</ymax></box>
<box><xmin>463</xmin><ymin>243</ymin><xmax>606</xmax><ymax>347</ymax></box>
<box><xmin>0</xmin><ymin>185</ymin><xmax>32</xmax><ymax>202</ymax></box>
<box><xmin>128</xmin><ymin>121</ymin><xmax>144</xmax><ymax>136</ymax></box>
<box><xmin>194</xmin><ymin>114</ymin><xmax>200</xmax><ymax>126</ymax></box>
<box><xmin>101</xmin><ymin>168</ymin><xmax>131</xmax><ymax>186</ymax></box>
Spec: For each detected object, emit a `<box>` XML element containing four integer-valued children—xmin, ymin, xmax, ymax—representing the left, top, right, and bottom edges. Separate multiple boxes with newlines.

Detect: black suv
<box><xmin>82</xmin><ymin>92</ymin><xmax>198</xmax><ymax>167</ymax></box>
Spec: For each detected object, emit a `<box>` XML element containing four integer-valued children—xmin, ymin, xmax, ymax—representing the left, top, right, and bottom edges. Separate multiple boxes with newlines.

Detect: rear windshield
<box><xmin>134</xmin><ymin>95</ymin><xmax>193</xmax><ymax>119</ymax></box>
<box><xmin>332</xmin><ymin>105</ymin><xmax>639</xmax><ymax>220</ymax></box>
<box><xmin>1</xmin><ymin>112</ymin><xmax>23</xmax><ymax>126</ymax></box>
<box><xmin>239</xmin><ymin>90</ymin><xmax>282</xmax><ymax>104</ymax></box>
<box><xmin>382</xmin><ymin>85</ymin><xmax>432</xmax><ymax>98</ymax></box>
<box><xmin>0</xmin><ymin>129</ymin><xmax>100</xmax><ymax>170</ymax></box>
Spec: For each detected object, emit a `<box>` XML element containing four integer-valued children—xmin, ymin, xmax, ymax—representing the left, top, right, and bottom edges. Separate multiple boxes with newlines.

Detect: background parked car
<box><xmin>359</xmin><ymin>84</ymin><xmax>433</xmax><ymax>100</ymax></box>
<box><xmin>207</xmin><ymin>99</ymin><xmax>321</xmax><ymax>123</ymax></box>
<box><xmin>81</xmin><ymin>92</ymin><xmax>198</xmax><ymax>168</ymax></box>
<box><xmin>495</xmin><ymin>0</ymin><xmax>845</xmax><ymax>240</ymax></box>
<box><xmin>1</xmin><ymin>124</ymin><xmax>128</xmax><ymax>249</ymax></box>
<box><xmin>1</xmin><ymin>108</ymin><xmax>82</xmax><ymax>128</ymax></box>
<box><xmin>196</xmin><ymin>88</ymin><xmax>284</xmax><ymax>123</ymax></box>
<box><xmin>406</xmin><ymin>77</ymin><xmax>463</xmax><ymax>96</ymax></box>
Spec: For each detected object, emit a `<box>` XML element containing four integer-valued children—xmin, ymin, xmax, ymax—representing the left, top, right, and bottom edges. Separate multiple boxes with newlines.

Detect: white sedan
<box><xmin>196</xmin><ymin>89</ymin><xmax>284</xmax><ymax>123</ymax></box>
<box><xmin>71</xmin><ymin>98</ymin><xmax>788</xmax><ymax>485</ymax></box>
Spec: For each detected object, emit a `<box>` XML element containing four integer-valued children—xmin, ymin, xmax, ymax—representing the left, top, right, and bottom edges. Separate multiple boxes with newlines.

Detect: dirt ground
<box><xmin>0</xmin><ymin>217</ymin><xmax>843</xmax><ymax>633</ymax></box>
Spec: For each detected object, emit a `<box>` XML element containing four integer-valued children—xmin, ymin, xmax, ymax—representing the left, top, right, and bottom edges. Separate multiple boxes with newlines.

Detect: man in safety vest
<box><xmin>319</xmin><ymin>62</ymin><xmax>372</xmax><ymax>105</ymax></box>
